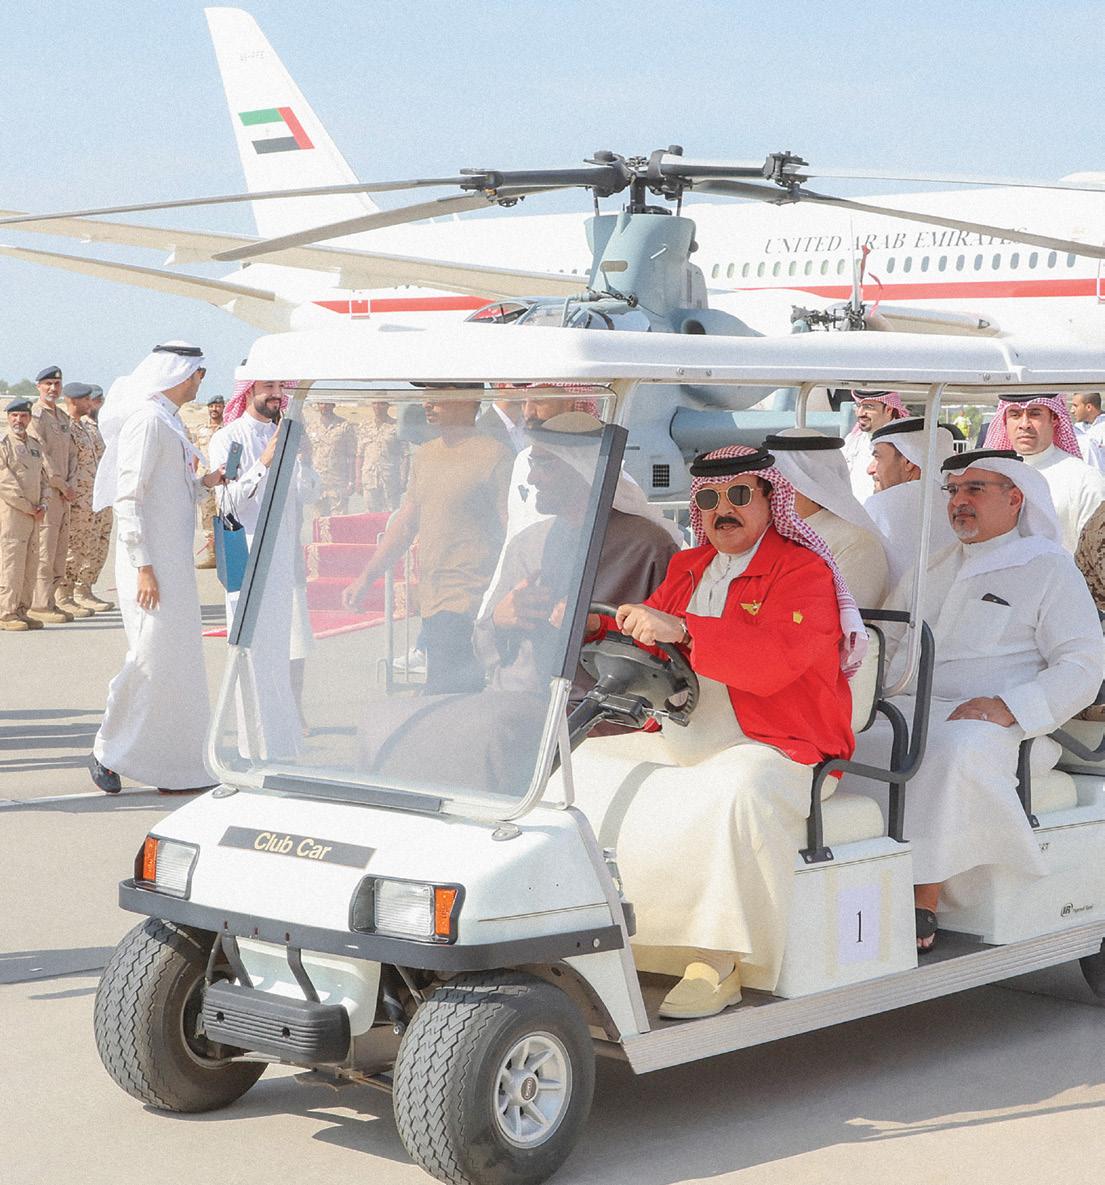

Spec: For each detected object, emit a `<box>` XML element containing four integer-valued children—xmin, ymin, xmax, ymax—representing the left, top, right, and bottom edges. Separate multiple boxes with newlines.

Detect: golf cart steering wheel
<box><xmin>578</xmin><ymin>601</ymin><xmax>700</xmax><ymax>727</ymax></box>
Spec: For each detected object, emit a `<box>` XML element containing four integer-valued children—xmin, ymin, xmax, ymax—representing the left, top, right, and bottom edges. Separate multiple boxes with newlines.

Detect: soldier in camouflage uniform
<box><xmin>0</xmin><ymin>398</ymin><xmax>48</xmax><ymax>631</ymax></box>
<box><xmin>189</xmin><ymin>394</ymin><xmax>224</xmax><ymax>568</ymax></box>
<box><xmin>82</xmin><ymin>388</ymin><xmax>113</xmax><ymax>604</ymax></box>
<box><xmin>307</xmin><ymin>402</ymin><xmax>357</xmax><ymax>516</ymax></box>
<box><xmin>57</xmin><ymin>383</ymin><xmax>113</xmax><ymax>614</ymax></box>
<box><xmin>356</xmin><ymin>401</ymin><xmax>405</xmax><ymax>512</ymax></box>
<box><xmin>27</xmin><ymin>366</ymin><xmax>77</xmax><ymax>622</ymax></box>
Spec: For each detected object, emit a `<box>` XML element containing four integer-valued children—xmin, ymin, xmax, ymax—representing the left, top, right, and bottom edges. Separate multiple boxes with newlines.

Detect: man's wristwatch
<box><xmin>678</xmin><ymin>618</ymin><xmax>691</xmax><ymax>645</ymax></box>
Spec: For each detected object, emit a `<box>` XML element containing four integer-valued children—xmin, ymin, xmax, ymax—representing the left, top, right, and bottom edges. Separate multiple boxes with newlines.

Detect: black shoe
<box><xmin>89</xmin><ymin>755</ymin><xmax>122</xmax><ymax>794</ymax></box>
<box><xmin>157</xmin><ymin>784</ymin><xmax>216</xmax><ymax>795</ymax></box>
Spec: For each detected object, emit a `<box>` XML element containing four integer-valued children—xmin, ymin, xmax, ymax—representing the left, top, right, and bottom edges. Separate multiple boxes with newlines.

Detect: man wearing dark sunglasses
<box><xmin>586</xmin><ymin>444</ymin><xmax>861</xmax><ymax>1020</ymax></box>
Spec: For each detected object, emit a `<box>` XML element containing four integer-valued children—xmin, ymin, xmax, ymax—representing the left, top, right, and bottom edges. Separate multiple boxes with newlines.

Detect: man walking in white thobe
<box><xmin>865</xmin><ymin>448</ymin><xmax>1104</xmax><ymax>952</ymax></box>
<box><xmin>89</xmin><ymin>343</ymin><xmax>225</xmax><ymax>794</ymax></box>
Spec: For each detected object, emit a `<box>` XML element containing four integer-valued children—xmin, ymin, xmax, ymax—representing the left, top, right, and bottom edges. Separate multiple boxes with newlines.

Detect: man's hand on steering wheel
<box><xmin>615</xmin><ymin>603</ymin><xmax>687</xmax><ymax>647</ymax></box>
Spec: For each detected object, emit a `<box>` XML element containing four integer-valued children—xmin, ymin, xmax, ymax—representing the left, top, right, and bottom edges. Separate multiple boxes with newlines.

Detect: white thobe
<box><xmin>565</xmin><ymin>535</ymin><xmax>820</xmax><ymax>992</ymax></box>
<box><xmin>1022</xmin><ymin>444</ymin><xmax>1105</xmax><ymax>553</ymax></box>
<box><xmin>93</xmin><ymin>396</ymin><xmax>212</xmax><ymax>789</ymax></box>
<box><xmin>858</xmin><ymin>529</ymin><xmax>1104</xmax><ymax>884</ymax></box>
<box><xmin>842</xmin><ymin>429</ymin><xmax>875</xmax><ymax>501</ymax></box>
<box><xmin>865</xmin><ymin>478</ymin><xmax>957</xmax><ymax>588</ymax></box>
<box><xmin>806</xmin><ymin>507</ymin><xmax>889</xmax><ymax>609</ymax></box>
<box><xmin>209</xmin><ymin>415</ymin><xmax>313</xmax><ymax>759</ymax></box>
<box><xmin>1073</xmin><ymin>421</ymin><xmax>1105</xmax><ymax>472</ymax></box>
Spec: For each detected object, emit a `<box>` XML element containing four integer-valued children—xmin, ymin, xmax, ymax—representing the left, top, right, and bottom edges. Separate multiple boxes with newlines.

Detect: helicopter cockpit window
<box><xmin>209</xmin><ymin>387</ymin><xmax>618</xmax><ymax>817</ymax></box>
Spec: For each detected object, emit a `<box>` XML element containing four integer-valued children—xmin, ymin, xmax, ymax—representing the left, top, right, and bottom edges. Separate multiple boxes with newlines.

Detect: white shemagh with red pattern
<box><xmin>690</xmin><ymin>445</ymin><xmax>868</xmax><ymax>678</ymax></box>
<box><xmin>224</xmin><ymin>378</ymin><xmax>298</xmax><ymax>425</ymax></box>
<box><xmin>847</xmin><ymin>390</ymin><xmax>908</xmax><ymax>437</ymax></box>
<box><xmin>983</xmin><ymin>395</ymin><xmax>1083</xmax><ymax>459</ymax></box>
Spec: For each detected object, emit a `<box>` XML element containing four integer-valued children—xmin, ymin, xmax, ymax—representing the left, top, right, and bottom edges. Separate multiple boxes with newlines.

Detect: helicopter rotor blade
<box><xmin>693</xmin><ymin>179</ymin><xmax>1105</xmax><ymax>262</ymax></box>
<box><xmin>212</xmin><ymin>186</ymin><xmax>567</xmax><ymax>263</ymax></box>
<box><xmin>778</xmin><ymin>166</ymin><xmax>1105</xmax><ymax>193</ymax></box>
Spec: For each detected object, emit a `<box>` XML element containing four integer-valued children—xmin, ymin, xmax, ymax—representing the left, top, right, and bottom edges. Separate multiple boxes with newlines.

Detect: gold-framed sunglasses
<box><xmin>692</xmin><ymin>484</ymin><xmax>755</xmax><ymax>511</ymax></box>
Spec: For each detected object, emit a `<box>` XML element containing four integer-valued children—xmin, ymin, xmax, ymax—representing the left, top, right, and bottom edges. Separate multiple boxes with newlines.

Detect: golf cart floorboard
<box><xmin>621</xmin><ymin>921</ymin><xmax>1105</xmax><ymax>1074</ymax></box>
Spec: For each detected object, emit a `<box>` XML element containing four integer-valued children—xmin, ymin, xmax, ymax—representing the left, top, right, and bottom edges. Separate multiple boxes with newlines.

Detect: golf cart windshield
<box><xmin>209</xmin><ymin>386</ymin><xmax>622</xmax><ymax>818</ymax></box>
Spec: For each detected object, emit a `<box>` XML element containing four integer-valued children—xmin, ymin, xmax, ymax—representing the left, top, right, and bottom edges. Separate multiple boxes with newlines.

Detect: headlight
<box><xmin>135</xmin><ymin>836</ymin><xmax>198</xmax><ymax>898</ymax></box>
<box><xmin>350</xmin><ymin>878</ymin><xmax>461</xmax><ymax>943</ymax></box>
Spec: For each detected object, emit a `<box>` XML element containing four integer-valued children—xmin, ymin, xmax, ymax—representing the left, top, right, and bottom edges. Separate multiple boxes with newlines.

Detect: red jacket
<box><xmin>642</xmin><ymin>526</ymin><xmax>854</xmax><ymax>766</ymax></box>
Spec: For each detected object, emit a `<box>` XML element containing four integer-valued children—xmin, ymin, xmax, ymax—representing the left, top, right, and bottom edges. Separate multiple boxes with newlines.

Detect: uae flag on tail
<box><xmin>238</xmin><ymin>107</ymin><xmax>314</xmax><ymax>154</ymax></box>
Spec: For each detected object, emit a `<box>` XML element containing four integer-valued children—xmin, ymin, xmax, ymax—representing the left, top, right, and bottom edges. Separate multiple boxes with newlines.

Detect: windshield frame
<box><xmin>207</xmin><ymin>390</ymin><xmax>629</xmax><ymax>821</ymax></box>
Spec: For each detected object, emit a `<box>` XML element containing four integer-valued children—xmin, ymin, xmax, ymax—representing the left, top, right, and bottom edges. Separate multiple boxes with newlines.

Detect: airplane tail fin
<box><xmin>205</xmin><ymin>7</ymin><xmax>379</xmax><ymax>239</ymax></box>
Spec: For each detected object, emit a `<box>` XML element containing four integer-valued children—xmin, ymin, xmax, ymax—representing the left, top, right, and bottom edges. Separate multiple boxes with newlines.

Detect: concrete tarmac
<box><xmin>5</xmin><ymin>569</ymin><xmax>1105</xmax><ymax>1184</ymax></box>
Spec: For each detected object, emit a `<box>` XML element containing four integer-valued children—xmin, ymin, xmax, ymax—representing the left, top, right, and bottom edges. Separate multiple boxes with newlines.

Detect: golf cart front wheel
<box><xmin>94</xmin><ymin>917</ymin><xmax>265</xmax><ymax>1112</ymax></box>
<box><xmin>393</xmin><ymin>971</ymin><xmax>595</xmax><ymax>1185</ymax></box>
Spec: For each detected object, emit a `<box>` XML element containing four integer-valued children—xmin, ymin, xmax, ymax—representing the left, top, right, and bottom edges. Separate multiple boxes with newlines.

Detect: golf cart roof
<box><xmin>241</xmin><ymin>322</ymin><xmax>1105</xmax><ymax>399</ymax></box>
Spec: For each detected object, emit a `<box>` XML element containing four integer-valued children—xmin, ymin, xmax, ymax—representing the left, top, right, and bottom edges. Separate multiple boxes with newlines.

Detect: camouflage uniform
<box><xmin>308</xmin><ymin>411</ymin><xmax>357</xmax><ymax>516</ymax></box>
<box><xmin>84</xmin><ymin>417</ymin><xmax>112</xmax><ymax>590</ymax></box>
<box><xmin>357</xmin><ymin>413</ymin><xmax>405</xmax><ymax>513</ymax></box>
<box><xmin>189</xmin><ymin>419</ymin><xmax>220</xmax><ymax>567</ymax></box>
<box><xmin>0</xmin><ymin>428</ymin><xmax>47</xmax><ymax>627</ymax></box>
<box><xmin>28</xmin><ymin>401</ymin><xmax>76</xmax><ymax>613</ymax></box>
<box><xmin>58</xmin><ymin>411</ymin><xmax>111</xmax><ymax>612</ymax></box>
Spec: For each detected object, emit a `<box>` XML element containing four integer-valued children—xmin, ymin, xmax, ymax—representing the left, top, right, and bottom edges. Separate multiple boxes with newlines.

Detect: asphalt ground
<box><xmin>6</xmin><ymin>561</ymin><xmax>1105</xmax><ymax>1184</ymax></box>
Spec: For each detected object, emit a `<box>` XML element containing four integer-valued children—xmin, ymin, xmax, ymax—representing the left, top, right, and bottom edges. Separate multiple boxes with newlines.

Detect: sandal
<box><xmin>915</xmin><ymin>907</ymin><xmax>938</xmax><ymax>954</ymax></box>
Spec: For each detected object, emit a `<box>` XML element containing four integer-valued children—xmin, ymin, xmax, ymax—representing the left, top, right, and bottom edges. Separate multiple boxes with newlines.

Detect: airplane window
<box><xmin>903</xmin><ymin>257</ymin><xmax>913</xmax><ymax>273</ymax></box>
<box><xmin>803</xmin><ymin>260</ymin><xmax>813</xmax><ymax>275</ymax></box>
<box><xmin>956</xmin><ymin>255</ymin><xmax>965</xmax><ymax>271</ymax></box>
<box><xmin>1029</xmin><ymin>252</ymin><xmax>1039</xmax><ymax>268</ymax></box>
<box><xmin>1048</xmin><ymin>251</ymin><xmax>1057</xmax><ymax>267</ymax></box>
<box><xmin>920</xmin><ymin>256</ymin><xmax>929</xmax><ymax>272</ymax></box>
<box><xmin>1011</xmin><ymin>252</ymin><xmax>1020</xmax><ymax>268</ymax></box>
<box><xmin>820</xmin><ymin>259</ymin><xmax>829</xmax><ymax>275</ymax></box>
<box><xmin>773</xmin><ymin>262</ymin><xmax>781</xmax><ymax>276</ymax></box>
<box><xmin>992</xmin><ymin>253</ymin><xmax>1001</xmax><ymax>270</ymax></box>
<box><xmin>938</xmin><ymin>255</ymin><xmax>947</xmax><ymax>271</ymax></box>
<box><xmin>742</xmin><ymin>262</ymin><xmax>750</xmax><ymax>278</ymax></box>
<box><xmin>788</xmin><ymin>261</ymin><xmax>797</xmax><ymax>276</ymax></box>
<box><xmin>886</xmin><ymin>257</ymin><xmax>895</xmax><ymax>273</ymax></box>
<box><xmin>974</xmin><ymin>254</ymin><xmax>983</xmax><ymax>270</ymax></box>
<box><xmin>757</xmin><ymin>261</ymin><xmax>766</xmax><ymax>277</ymax></box>
<box><xmin>1068</xmin><ymin>253</ymin><xmax>1078</xmax><ymax>267</ymax></box>
<box><xmin>711</xmin><ymin>264</ymin><xmax>719</xmax><ymax>279</ymax></box>
<box><xmin>726</xmin><ymin>263</ymin><xmax>735</xmax><ymax>279</ymax></box>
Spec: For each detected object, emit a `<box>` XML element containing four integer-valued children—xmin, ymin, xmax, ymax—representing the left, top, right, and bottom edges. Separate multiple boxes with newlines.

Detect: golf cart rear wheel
<box><xmin>393</xmin><ymin>972</ymin><xmax>595</xmax><ymax>1185</ymax></box>
<box><xmin>94</xmin><ymin>917</ymin><xmax>265</xmax><ymax>1112</ymax></box>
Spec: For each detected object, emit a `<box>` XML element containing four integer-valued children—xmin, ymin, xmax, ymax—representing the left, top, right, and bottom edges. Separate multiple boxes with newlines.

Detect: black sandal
<box><xmin>915</xmin><ymin>907</ymin><xmax>938</xmax><ymax>954</ymax></box>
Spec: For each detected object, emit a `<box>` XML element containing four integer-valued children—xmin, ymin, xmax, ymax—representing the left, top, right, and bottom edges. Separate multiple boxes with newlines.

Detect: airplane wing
<box><xmin>0</xmin><ymin>210</ymin><xmax>584</xmax><ymax>299</ymax></box>
<box><xmin>0</xmin><ymin>244</ymin><xmax>295</xmax><ymax>331</ymax></box>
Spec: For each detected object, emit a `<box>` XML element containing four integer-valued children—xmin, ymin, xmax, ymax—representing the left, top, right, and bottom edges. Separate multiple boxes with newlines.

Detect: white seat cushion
<box><xmin>1032</xmin><ymin>768</ymin><xmax>1078</xmax><ymax>814</ymax></box>
<box><xmin>820</xmin><ymin>790</ymin><xmax>886</xmax><ymax>846</ymax></box>
<box><xmin>849</xmin><ymin>629</ymin><xmax>882</xmax><ymax>734</ymax></box>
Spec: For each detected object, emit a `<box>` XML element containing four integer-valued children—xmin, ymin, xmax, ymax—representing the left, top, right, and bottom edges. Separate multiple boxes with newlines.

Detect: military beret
<box><xmin>35</xmin><ymin>366</ymin><xmax>62</xmax><ymax>382</ymax></box>
<box><xmin>6</xmin><ymin>398</ymin><xmax>33</xmax><ymax>413</ymax></box>
<box><xmin>205</xmin><ymin>395</ymin><xmax>226</xmax><ymax>406</ymax></box>
<box><xmin>88</xmin><ymin>385</ymin><xmax>104</xmax><ymax>400</ymax></box>
<box><xmin>63</xmin><ymin>382</ymin><xmax>95</xmax><ymax>400</ymax></box>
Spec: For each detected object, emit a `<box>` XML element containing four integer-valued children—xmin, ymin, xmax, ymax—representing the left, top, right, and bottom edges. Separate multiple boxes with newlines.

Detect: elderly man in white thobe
<box><xmin>862</xmin><ymin>447</ymin><xmax>1104</xmax><ymax>953</ymax></box>
<box><xmin>842</xmin><ymin>390</ymin><xmax>909</xmax><ymax>501</ymax></box>
<box><xmin>89</xmin><ymin>343</ymin><xmax>225</xmax><ymax>794</ymax></box>
<box><xmin>764</xmin><ymin>428</ymin><xmax>890</xmax><ymax>608</ymax></box>
<box><xmin>208</xmin><ymin>377</ymin><xmax>317</xmax><ymax>759</ymax></box>
<box><xmin>984</xmin><ymin>393</ymin><xmax>1105</xmax><ymax>552</ymax></box>
<box><xmin>865</xmin><ymin>418</ymin><xmax>958</xmax><ymax>587</ymax></box>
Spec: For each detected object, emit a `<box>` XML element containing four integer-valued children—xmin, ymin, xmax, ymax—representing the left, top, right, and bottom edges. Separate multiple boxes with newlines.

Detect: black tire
<box><xmin>393</xmin><ymin>972</ymin><xmax>595</xmax><ymax>1185</ymax></box>
<box><xmin>94</xmin><ymin>918</ymin><xmax>265</xmax><ymax>1112</ymax></box>
<box><xmin>1080</xmin><ymin>940</ymin><xmax>1105</xmax><ymax>998</ymax></box>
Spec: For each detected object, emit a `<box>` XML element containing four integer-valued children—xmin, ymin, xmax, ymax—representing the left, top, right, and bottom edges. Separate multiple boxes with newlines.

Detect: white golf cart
<box><xmin>95</xmin><ymin>324</ymin><xmax>1105</xmax><ymax>1185</ymax></box>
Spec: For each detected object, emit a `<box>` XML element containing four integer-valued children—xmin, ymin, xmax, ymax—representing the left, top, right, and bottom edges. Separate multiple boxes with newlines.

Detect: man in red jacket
<box><xmin>597</xmin><ymin>444</ymin><xmax>863</xmax><ymax>1017</ymax></box>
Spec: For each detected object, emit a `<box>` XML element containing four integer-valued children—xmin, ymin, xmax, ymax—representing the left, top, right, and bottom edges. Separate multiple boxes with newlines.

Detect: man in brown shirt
<box><xmin>343</xmin><ymin>397</ymin><xmax>512</xmax><ymax>693</ymax></box>
<box><xmin>27</xmin><ymin>365</ymin><xmax>77</xmax><ymax>622</ymax></box>
<box><xmin>0</xmin><ymin>398</ymin><xmax>49</xmax><ymax>630</ymax></box>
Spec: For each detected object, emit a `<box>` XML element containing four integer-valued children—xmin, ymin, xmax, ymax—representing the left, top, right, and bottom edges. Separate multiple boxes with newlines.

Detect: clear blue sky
<box><xmin>2</xmin><ymin>1</ymin><xmax>1103</xmax><ymax>397</ymax></box>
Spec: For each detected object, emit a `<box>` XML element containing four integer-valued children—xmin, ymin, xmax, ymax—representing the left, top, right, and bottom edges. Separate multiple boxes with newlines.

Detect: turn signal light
<box><xmin>141</xmin><ymin>836</ymin><xmax>158</xmax><ymax>882</ymax></box>
<box><xmin>433</xmin><ymin>887</ymin><xmax>459</xmax><ymax>940</ymax></box>
<box><xmin>134</xmin><ymin>835</ymin><xmax>198</xmax><ymax>898</ymax></box>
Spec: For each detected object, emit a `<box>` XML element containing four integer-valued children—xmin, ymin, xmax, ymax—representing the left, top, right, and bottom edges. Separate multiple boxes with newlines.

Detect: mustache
<box><xmin>714</xmin><ymin>514</ymin><xmax>742</xmax><ymax>528</ymax></box>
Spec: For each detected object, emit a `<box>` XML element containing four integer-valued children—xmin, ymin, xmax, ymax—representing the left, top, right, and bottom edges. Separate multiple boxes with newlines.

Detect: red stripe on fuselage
<box><xmin>738</xmin><ymin>277</ymin><xmax>1099</xmax><ymax>301</ymax></box>
<box><xmin>278</xmin><ymin>107</ymin><xmax>314</xmax><ymax>150</ymax></box>
<box><xmin>315</xmin><ymin>296</ymin><xmax>491</xmax><ymax>314</ymax></box>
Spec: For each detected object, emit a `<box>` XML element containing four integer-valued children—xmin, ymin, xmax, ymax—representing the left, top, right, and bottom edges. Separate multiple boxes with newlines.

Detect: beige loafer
<box><xmin>658</xmin><ymin>961</ymin><xmax>742</xmax><ymax>1019</ymax></box>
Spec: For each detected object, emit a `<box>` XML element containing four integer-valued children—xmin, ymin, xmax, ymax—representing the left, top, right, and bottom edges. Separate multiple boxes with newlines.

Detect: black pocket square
<box><xmin>981</xmin><ymin>593</ymin><xmax>1010</xmax><ymax>606</ymax></box>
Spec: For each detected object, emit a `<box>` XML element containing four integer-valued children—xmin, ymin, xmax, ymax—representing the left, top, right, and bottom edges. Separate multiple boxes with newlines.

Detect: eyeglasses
<box><xmin>940</xmin><ymin>480</ymin><xmax>1014</xmax><ymax>497</ymax></box>
<box><xmin>692</xmin><ymin>483</ymin><xmax>755</xmax><ymax>511</ymax></box>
